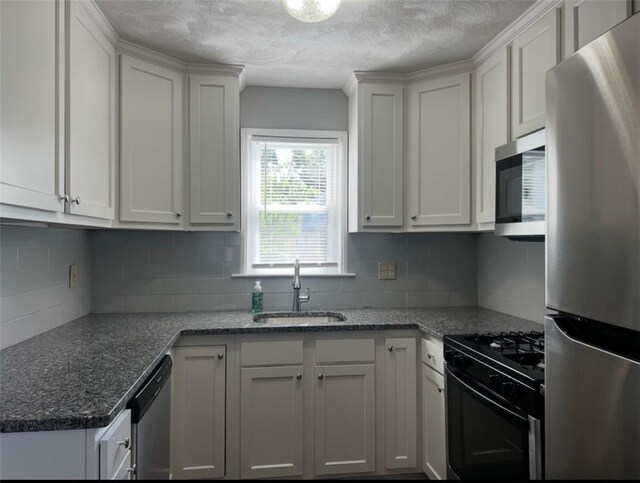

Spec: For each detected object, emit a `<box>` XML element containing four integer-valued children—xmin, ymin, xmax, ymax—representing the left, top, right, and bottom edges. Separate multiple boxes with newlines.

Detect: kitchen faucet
<box><xmin>292</xmin><ymin>258</ymin><xmax>311</xmax><ymax>311</ymax></box>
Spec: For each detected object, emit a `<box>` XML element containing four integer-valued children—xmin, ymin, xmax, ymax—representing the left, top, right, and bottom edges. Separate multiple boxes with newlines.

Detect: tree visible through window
<box><xmin>244</xmin><ymin>131</ymin><xmax>344</xmax><ymax>274</ymax></box>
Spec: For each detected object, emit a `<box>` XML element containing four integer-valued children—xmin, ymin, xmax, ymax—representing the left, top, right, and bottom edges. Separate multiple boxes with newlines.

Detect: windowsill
<box><xmin>230</xmin><ymin>271</ymin><xmax>356</xmax><ymax>278</ymax></box>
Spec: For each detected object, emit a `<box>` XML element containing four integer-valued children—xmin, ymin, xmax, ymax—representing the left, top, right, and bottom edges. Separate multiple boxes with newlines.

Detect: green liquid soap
<box><xmin>252</xmin><ymin>280</ymin><xmax>263</xmax><ymax>313</ymax></box>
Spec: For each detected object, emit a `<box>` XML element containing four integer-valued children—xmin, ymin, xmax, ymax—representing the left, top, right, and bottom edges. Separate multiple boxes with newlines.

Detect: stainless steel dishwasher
<box><xmin>127</xmin><ymin>355</ymin><xmax>172</xmax><ymax>480</ymax></box>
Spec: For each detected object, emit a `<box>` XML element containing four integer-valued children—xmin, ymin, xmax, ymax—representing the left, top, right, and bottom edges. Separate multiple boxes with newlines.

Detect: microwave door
<box><xmin>496</xmin><ymin>158</ymin><xmax>522</xmax><ymax>223</ymax></box>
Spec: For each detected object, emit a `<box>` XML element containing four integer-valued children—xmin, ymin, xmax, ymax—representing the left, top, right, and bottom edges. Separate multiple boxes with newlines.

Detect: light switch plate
<box><xmin>378</xmin><ymin>262</ymin><xmax>396</xmax><ymax>280</ymax></box>
<box><xmin>69</xmin><ymin>263</ymin><xmax>78</xmax><ymax>288</ymax></box>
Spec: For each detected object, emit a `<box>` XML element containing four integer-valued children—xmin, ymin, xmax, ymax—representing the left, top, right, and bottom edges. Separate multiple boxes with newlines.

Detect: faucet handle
<box><xmin>300</xmin><ymin>287</ymin><xmax>311</xmax><ymax>304</ymax></box>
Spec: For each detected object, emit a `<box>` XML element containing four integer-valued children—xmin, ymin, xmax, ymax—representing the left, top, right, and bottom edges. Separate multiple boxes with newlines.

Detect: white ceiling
<box><xmin>96</xmin><ymin>0</ymin><xmax>535</xmax><ymax>89</ymax></box>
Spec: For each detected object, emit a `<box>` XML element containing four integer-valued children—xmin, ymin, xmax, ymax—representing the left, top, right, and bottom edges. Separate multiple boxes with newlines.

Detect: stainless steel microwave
<box><xmin>495</xmin><ymin>129</ymin><xmax>546</xmax><ymax>239</ymax></box>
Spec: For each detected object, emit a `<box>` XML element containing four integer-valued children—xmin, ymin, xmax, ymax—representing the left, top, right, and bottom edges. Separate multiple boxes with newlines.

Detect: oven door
<box><xmin>446</xmin><ymin>368</ymin><xmax>540</xmax><ymax>480</ymax></box>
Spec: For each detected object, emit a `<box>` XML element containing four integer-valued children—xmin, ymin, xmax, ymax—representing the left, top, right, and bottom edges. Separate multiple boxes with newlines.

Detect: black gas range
<box><xmin>443</xmin><ymin>331</ymin><xmax>545</xmax><ymax>480</ymax></box>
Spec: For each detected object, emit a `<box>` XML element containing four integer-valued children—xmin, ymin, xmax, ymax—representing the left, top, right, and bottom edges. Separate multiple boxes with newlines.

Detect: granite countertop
<box><xmin>0</xmin><ymin>307</ymin><xmax>541</xmax><ymax>433</ymax></box>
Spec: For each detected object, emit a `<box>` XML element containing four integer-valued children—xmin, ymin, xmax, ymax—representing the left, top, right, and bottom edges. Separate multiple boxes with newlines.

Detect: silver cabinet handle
<box><xmin>127</xmin><ymin>465</ymin><xmax>136</xmax><ymax>477</ymax></box>
<box><xmin>58</xmin><ymin>194</ymin><xmax>70</xmax><ymax>203</ymax></box>
<box><xmin>411</xmin><ymin>215</ymin><xmax>417</xmax><ymax>220</ymax></box>
<box><xmin>71</xmin><ymin>196</ymin><xmax>81</xmax><ymax>205</ymax></box>
<box><xmin>217</xmin><ymin>353</ymin><xmax>224</xmax><ymax>360</ymax></box>
<box><xmin>176</xmin><ymin>212</ymin><xmax>182</xmax><ymax>218</ymax></box>
<box><xmin>365</xmin><ymin>215</ymin><xmax>371</xmax><ymax>221</ymax></box>
<box><xmin>226</xmin><ymin>212</ymin><xmax>233</xmax><ymax>218</ymax></box>
<box><xmin>318</xmin><ymin>373</ymin><xmax>324</xmax><ymax>380</ymax></box>
<box><xmin>388</xmin><ymin>345</ymin><xmax>394</xmax><ymax>352</ymax></box>
<box><xmin>296</xmin><ymin>373</ymin><xmax>302</xmax><ymax>380</ymax></box>
<box><xmin>437</xmin><ymin>386</ymin><xmax>444</xmax><ymax>393</ymax></box>
<box><xmin>427</xmin><ymin>353</ymin><xmax>434</xmax><ymax>360</ymax></box>
<box><xmin>118</xmin><ymin>437</ymin><xmax>130</xmax><ymax>449</ymax></box>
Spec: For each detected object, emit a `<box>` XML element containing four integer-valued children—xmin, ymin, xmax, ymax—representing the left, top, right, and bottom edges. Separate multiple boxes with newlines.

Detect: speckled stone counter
<box><xmin>0</xmin><ymin>307</ymin><xmax>541</xmax><ymax>433</ymax></box>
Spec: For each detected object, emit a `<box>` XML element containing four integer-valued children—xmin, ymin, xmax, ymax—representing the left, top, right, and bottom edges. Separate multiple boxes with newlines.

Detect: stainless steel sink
<box><xmin>253</xmin><ymin>311</ymin><xmax>346</xmax><ymax>324</ymax></box>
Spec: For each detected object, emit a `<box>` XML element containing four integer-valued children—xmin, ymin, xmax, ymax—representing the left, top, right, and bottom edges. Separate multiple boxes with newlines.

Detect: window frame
<box><xmin>239</xmin><ymin>128</ymin><xmax>349</xmax><ymax>277</ymax></box>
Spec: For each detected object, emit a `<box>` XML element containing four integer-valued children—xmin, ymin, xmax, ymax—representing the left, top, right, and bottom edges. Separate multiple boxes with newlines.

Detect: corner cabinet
<box><xmin>119</xmin><ymin>55</ymin><xmax>183</xmax><ymax>224</ymax></box>
<box><xmin>189</xmin><ymin>75</ymin><xmax>240</xmax><ymax>229</ymax></box>
<box><xmin>347</xmin><ymin>82</ymin><xmax>404</xmax><ymax>231</ymax></box>
<box><xmin>406</xmin><ymin>73</ymin><xmax>471</xmax><ymax>227</ymax></box>
<box><xmin>172</xmin><ymin>345</ymin><xmax>227</xmax><ymax>479</ymax></box>
<box><xmin>511</xmin><ymin>8</ymin><xmax>561</xmax><ymax>139</ymax></box>
<box><xmin>474</xmin><ymin>47</ymin><xmax>509</xmax><ymax>226</ymax></box>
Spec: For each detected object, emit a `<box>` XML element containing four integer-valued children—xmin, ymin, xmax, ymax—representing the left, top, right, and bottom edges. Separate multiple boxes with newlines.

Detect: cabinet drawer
<box><xmin>421</xmin><ymin>337</ymin><xmax>444</xmax><ymax>374</ymax></box>
<box><xmin>241</xmin><ymin>340</ymin><xmax>303</xmax><ymax>366</ymax></box>
<box><xmin>315</xmin><ymin>338</ymin><xmax>375</xmax><ymax>363</ymax></box>
<box><xmin>100</xmin><ymin>410</ymin><xmax>131</xmax><ymax>480</ymax></box>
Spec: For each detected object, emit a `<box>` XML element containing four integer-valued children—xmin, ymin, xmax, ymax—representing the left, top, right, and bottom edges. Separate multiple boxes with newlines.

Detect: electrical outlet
<box><xmin>378</xmin><ymin>262</ymin><xmax>396</xmax><ymax>280</ymax></box>
<box><xmin>69</xmin><ymin>263</ymin><xmax>78</xmax><ymax>288</ymax></box>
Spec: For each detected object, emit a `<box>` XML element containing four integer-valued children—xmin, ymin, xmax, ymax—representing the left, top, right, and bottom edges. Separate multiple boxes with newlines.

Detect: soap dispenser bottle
<box><xmin>252</xmin><ymin>280</ymin><xmax>263</xmax><ymax>313</ymax></box>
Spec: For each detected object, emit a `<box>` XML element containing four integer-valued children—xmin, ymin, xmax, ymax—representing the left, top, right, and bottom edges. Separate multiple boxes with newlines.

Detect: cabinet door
<box><xmin>189</xmin><ymin>75</ymin><xmax>239</xmax><ymax>227</ymax></box>
<box><xmin>407</xmin><ymin>73</ymin><xmax>471</xmax><ymax>226</ymax></box>
<box><xmin>563</xmin><ymin>0</ymin><xmax>631</xmax><ymax>57</ymax></box>
<box><xmin>422</xmin><ymin>363</ymin><xmax>446</xmax><ymax>480</ymax></box>
<box><xmin>172</xmin><ymin>346</ymin><xmax>226</xmax><ymax>479</ymax></box>
<box><xmin>66</xmin><ymin>0</ymin><xmax>115</xmax><ymax>219</ymax></box>
<box><xmin>0</xmin><ymin>0</ymin><xmax>64</xmax><ymax>213</ymax></box>
<box><xmin>360</xmin><ymin>83</ymin><xmax>404</xmax><ymax>228</ymax></box>
<box><xmin>315</xmin><ymin>364</ymin><xmax>375</xmax><ymax>476</ymax></box>
<box><xmin>384</xmin><ymin>338</ymin><xmax>417</xmax><ymax>469</ymax></box>
<box><xmin>120</xmin><ymin>55</ymin><xmax>183</xmax><ymax>223</ymax></box>
<box><xmin>240</xmin><ymin>365</ymin><xmax>304</xmax><ymax>479</ymax></box>
<box><xmin>511</xmin><ymin>8</ymin><xmax>561</xmax><ymax>138</ymax></box>
<box><xmin>475</xmin><ymin>47</ymin><xmax>509</xmax><ymax>225</ymax></box>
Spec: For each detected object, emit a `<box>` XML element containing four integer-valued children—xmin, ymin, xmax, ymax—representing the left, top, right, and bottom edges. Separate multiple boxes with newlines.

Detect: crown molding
<box><xmin>115</xmin><ymin>39</ymin><xmax>245</xmax><ymax>79</ymax></box>
<box><xmin>473</xmin><ymin>0</ymin><xmax>564</xmax><ymax>66</ymax></box>
<box><xmin>342</xmin><ymin>74</ymin><xmax>359</xmax><ymax>97</ymax></box>
<box><xmin>83</xmin><ymin>0</ymin><xmax>119</xmax><ymax>45</ymax></box>
<box><xmin>405</xmin><ymin>58</ymin><xmax>474</xmax><ymax>83</ymax></box>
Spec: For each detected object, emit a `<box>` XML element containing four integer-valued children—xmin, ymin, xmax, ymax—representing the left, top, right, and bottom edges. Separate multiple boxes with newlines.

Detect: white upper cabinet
<box><xmin>474</xmin><ymin>47</ymin><xmax>509</xmax><ymax>225</ymax></box>
<box><xmin>66</xmin><ymin>0</ymin><xmax>115</xmax><ymax>219</ymax></box>
<box><xmin>120</xmin><ymin>55</ymin><xmax>183</xmax><ymax>224</ymax></box>
<box><xmin>563</xmin><ymin>0</ymin><xmax>632</xmax><ymax>57</ymax></box>
<box><xmin>0</xmin><ymin>0</ymin><xmax>64</xmax><ymax>213</ymax></box>
<box><xmin>189</xmin><ymin>75</ymin><xmax>240</xmax><ymax>228</ymax></box>
<box><xmin>511</xmin><ymin>8</ymin><xmax>561</xmax><ymax>139</ymax></box>
<box><xmin>407</xmin><ymin>73</ymin><xmax>471</xmax><ymax>227</ymax></box>
<box><xmin>349</xmin><ymin>82</ymin><xmax>404</xmax><ymax>231</ymax></box>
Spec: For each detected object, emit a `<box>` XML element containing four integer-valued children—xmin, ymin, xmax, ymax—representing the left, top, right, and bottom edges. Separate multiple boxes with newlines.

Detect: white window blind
<box><xmin>246</xmin><ymin>135</ymin><xmax>341</xmax><ymax>271</ymax></box>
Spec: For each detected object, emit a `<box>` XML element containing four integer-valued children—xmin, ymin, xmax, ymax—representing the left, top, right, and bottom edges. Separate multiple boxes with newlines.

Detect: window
<box><xmin>241</xmin><ymin>129</ymin><xmax>347</xmax><ymax>276</ymax></box>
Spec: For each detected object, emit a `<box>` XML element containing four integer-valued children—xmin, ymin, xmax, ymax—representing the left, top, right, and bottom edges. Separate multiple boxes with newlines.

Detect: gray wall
<box><xmin>240</xmin><ymin>86</ymin><xmax>348</xmax><ymax>131</ymax></box>
<box><xmin>0</xmin><ymin>225</ymin><xmax>91</xmax><ymax>349</ymax></box>
<box><xmin>477</xmin><ymin>234</ymin><xmax>545</xmax><ymax>324</ymax></box>
<box><xmin>91</xmin><ymin>231</ymin><xmax>478</xmax><ymax>313</ymax></box>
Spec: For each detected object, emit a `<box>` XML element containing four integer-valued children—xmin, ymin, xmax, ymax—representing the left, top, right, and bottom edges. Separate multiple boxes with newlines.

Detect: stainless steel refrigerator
<box><xmin>545</xmin><ymin>12</ymin><xmax>640</xmax><ymax>480</ymax></box>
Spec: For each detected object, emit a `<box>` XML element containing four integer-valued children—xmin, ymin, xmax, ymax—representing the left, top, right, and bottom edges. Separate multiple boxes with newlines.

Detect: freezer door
<box><xmin>545</xmin><ymin>316</ymin><xmax>640</xmax><ymax>479</ymax></box>
<box><xmin>545</xmin><ymin>13</ymin><xmax>640</xmax><ymax>331</ymax></box>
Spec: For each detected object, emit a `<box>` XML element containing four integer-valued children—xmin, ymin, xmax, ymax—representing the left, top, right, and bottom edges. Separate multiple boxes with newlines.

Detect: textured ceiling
<box><xmin>97</xmin><ymin>0</ymin><xmax>535</xmax><ymax>88</ymax></box>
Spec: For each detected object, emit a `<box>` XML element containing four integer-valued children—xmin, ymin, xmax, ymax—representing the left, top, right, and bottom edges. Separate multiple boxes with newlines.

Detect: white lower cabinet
<box><xmin>384</xmin><ymin>338</ymin><xmax>417</xmax><ymax>469</ymax></box>
<box><xmin>314</xmin><ymin>363</ymin><xmax>376</xmax><ymax>476</ymax></box>
<box><xmin>422</xmin><ymin>362</ymin><xmax>446</xmax><ymax>480</ymax></box>
<box><xmin>240</xmin><ymin>365</ymin><xmax>304</xmax><ymax>479</ymax></box>
<box><xmin>172</xmin><ymin>346</ymin><xmax>226</xmax><ymax>479</ymax></box>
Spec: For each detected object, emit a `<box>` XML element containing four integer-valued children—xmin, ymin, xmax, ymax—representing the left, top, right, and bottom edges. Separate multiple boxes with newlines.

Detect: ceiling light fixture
<box><xmin>283</xmin><ymin>0</ymin><xmax>341</xmax><ymax>23</ymax></box>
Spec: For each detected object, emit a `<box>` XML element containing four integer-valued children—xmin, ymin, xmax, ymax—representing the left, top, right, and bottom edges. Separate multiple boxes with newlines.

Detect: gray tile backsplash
<box><xmin>477</xmin><ymin>233</ymin><xmax>546</xmax><ymax>324</ymax></box>
<box><xmin>91</xmin><ymin>231</ymin><xmax>478</xmax><ymax>313</ymax></box>
<box><xmin>0</xmin><ymin>225</ymin><xmax>91</xmax><ymax>349</ymax></box>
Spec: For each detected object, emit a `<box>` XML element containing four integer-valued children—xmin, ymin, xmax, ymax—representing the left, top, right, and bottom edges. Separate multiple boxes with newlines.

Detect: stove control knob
<box><xmin>501</xmin><ymin>381</ymin><xmax>516</xmax><ymax>399</ymax></box>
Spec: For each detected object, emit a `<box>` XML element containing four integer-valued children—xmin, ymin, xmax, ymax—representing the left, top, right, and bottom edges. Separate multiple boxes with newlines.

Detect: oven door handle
<box><xmin>446</xmin><ymin>369</ymin><xmax>528</xmax><ymax>425</ymax></box>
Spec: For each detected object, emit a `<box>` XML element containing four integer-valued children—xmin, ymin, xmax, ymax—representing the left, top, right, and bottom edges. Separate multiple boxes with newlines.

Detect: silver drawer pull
<box><xmin>71</xmin><ymin>196</ymin><xmax>81</xmax><ymax>205</ymax></box>
<box><xmin>427</xmin><ymin>353</ymin><xmax>434</xmax><ymax>360</ymax></box>
<box><xmin>437</xmin><ymin>386</ymin><xmax>444</xmax><ymax>393</ymax></box>
<box><xmin>226</xmin><ymin>211</ymin><xmax>233</xmax><ymax>218</ymax></box>
<box><xmin>296</xmin><ymin>373</ymin><xmax>302</xmax><ymax>380</ymax></box>
<box><xmin>318</xmin><ymin>373</ymin><xmax>324</xmax><ymax>380</ymax></box>
<box><xmin>118</xmin><ymin>437</ymin><xmax>130</xmax><ymax>449</ymax></box>
<box><xmin>388</xmin><ymin>345</ymin><xmax>394</xmax><ymax>352</ymax></box>
<box><xmin>217</xmin><ymin>353</ymin><xmax>224</xmax><ymax>360</ymax></box>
